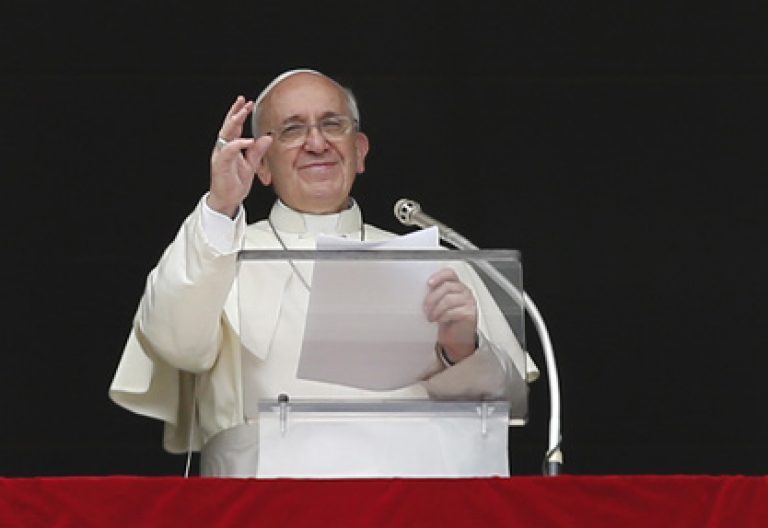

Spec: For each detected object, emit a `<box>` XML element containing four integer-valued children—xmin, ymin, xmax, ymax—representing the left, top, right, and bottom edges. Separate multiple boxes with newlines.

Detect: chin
<box><xmin>305</xmin><ymin>184</ymin><xmax>348</xmax><ymax>206</ymax></box>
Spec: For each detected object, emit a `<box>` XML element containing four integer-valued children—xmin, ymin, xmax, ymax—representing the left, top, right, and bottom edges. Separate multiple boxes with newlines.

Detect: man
<box><xmin>110</xmin><ymin>69</ymin><xmax>534</xmax><ymax>476</ymax></box>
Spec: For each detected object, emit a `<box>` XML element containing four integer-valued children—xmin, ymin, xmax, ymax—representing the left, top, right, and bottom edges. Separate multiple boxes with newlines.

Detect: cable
<box><xmin>184</xmin><ymin>376</ymin><xmax>197</xmax><ymax>478</ymax></box>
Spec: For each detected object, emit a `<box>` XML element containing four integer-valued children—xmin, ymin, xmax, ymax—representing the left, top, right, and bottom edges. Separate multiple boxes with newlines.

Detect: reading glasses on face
<box><xmin>266</xmin><ymin>115</ymin><xmax>358</xmax><ymax>148</ymax></box>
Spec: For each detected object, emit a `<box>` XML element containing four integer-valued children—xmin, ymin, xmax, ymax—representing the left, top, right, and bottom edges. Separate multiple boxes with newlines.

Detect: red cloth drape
<box><xmin>2</xmin><ymin>475</ymin><xmax>767</xmax><ymax>527</ymax></box>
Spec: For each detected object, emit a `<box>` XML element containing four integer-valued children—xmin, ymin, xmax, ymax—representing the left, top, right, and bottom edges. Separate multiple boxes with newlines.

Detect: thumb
<box><xmin>244</xmin><ymin>135</ymin><xmax>273</xmax><ymax>168</ymax></box>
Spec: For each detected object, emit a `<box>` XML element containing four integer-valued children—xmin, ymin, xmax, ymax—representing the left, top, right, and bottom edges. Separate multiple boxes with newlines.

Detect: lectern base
<box><xmin>202</xmin><ymin>399</ymin><xmax>510</xmax><ymax>478</ymax></box>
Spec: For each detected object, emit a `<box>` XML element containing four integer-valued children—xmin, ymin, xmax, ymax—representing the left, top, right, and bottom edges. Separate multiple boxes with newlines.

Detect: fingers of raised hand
<box><xmin>225</xmin><ymin>95</ymin><xmax>248</xmax><ymax>121</ymax></box>
<box><xmin>211</xmin><ymin>137</ymin><xmax>255</xmax><ymax>162</ymax></box>
<box><xmin>218</xmin><ymin>96</ymin><xmax>254</xmax><ymax>142</ymax></box>
<box><xmin>243</xmin><ymin>135</ymin><xmax>273</xmax><ymax>168</ymax></box>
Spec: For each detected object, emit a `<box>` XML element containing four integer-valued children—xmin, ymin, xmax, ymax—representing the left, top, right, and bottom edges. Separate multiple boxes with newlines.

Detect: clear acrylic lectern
<box><xmin>234</xmin><ymin>248</ymin><xmax>530</xmax><ymax>478</ymax></box>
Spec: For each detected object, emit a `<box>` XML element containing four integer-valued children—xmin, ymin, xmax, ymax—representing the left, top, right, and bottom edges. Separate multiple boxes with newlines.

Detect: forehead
<box><xmin>262</xmin><ymin>74</ymin><xmax>348</xmax><ymax>124</ymax></box>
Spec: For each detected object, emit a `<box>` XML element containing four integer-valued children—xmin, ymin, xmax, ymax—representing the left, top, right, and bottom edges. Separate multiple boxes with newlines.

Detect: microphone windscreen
<box><xmin>394</xmin><ymin>198</ymin><xmax>420</xmax><ymax>225</ymax></box>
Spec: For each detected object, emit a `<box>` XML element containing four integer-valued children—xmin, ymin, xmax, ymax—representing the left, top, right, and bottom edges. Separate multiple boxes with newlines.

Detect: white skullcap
<box><xmin>253</xmin><ymin>68</ymin><xmax>325</xmax><ymax>108</ymax></box>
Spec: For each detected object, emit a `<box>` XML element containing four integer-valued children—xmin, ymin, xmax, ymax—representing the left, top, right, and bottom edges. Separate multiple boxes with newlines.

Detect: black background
<box><xmin>2</xmin><ymin>1</ymin><xmax>767</xmax><ymax>476</ymax></box>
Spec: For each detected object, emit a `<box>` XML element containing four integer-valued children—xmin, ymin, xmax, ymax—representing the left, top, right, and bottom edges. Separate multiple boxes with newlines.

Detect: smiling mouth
<box><xmin>299</xmin><ymin>161</ymin><xmax>337</xmax><ymax>170</ymax></box>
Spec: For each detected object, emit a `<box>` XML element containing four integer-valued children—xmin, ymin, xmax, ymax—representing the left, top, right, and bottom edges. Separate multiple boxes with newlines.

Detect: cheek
<box><xmin>266</xmin><ymin>151</ymin><xmax>296</xmax><ymax>176</ymax></box>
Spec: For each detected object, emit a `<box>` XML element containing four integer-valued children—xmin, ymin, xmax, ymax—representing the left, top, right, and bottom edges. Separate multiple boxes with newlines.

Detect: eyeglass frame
<box><xmin>264</xmin><ymin>114</ymin><xmax>360</xmax><ymax>148</ymax></box>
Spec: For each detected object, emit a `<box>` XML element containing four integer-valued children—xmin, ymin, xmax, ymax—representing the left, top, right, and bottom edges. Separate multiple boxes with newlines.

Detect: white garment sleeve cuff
<box><xmin>200</xmin><ymin>193</ymin><xmax>244</xmax><ymax>254</ymax></box>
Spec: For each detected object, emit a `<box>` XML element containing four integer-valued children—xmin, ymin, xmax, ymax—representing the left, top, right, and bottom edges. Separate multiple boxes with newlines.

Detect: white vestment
<box><xmin>109</xmin><ymin>198</ymin><xmax>536</xmax><ymax>458</ymax></box>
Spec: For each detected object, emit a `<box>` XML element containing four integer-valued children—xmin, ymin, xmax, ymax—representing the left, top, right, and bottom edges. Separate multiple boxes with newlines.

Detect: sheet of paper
<box><xmin>296</xmin><ymin>227</ymin><xmax>441</xmax><ymax>390</ymax></box>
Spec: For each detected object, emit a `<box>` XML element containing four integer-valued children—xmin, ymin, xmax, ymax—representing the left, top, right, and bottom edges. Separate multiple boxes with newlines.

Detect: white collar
<box><xmin>268</xmin><ymin>199</ymin><xmax>363</xmax><ymax>236</ymax></box>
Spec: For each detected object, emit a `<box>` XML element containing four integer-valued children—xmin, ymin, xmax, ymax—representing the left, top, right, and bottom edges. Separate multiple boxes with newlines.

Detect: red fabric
<box><xmin>1</xmin><ymin>475</ymin><xmax>767</xmax><ymax>527</ymax></box>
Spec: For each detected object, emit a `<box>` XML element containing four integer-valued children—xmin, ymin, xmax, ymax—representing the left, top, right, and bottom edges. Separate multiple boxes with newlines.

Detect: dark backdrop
<box><xmin>2</xmin><ymin>1</ymin><xmax>767</xmax><ymax>476</ymax></box>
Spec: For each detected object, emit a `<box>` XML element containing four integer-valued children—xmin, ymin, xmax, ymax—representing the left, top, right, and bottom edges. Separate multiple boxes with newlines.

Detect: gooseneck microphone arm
<box><xmin>394</xmin><ymin>198</ymin><xmax>563</xmax><ymax>476</ymax></box>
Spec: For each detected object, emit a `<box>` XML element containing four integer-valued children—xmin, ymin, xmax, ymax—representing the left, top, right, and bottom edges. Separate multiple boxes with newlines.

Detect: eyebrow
<box><xmin>279</xmin><ymin>111</ymin><xmax>344</xmax><ymax>124</ymax></box>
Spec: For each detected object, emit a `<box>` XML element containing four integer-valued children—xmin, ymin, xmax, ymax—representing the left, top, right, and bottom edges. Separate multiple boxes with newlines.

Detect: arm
<box><xmin>134</xmin><ymin>200</ymin><xmax>240</xmax><ymax>372</ymax></box>
<box><xmin>421</xmin><ymin>267</ymin><xmax>530</xmax><ymax>413</ymax></box>
<box><xmin>136</xmin><ymin>96</ymin><xmax>273</xmax><ymax>372</ymax></box>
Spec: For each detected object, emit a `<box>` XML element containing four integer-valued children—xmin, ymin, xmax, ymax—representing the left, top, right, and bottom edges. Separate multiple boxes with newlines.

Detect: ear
<box><xmin>256</xmin><ymin>156</ymin><xmax>273</xmax><ymax>186</ymax></box>
<box><xmin>354</xmin><ymin>132</ymin><xmax>370</xmax><ymax>174</ymax></box>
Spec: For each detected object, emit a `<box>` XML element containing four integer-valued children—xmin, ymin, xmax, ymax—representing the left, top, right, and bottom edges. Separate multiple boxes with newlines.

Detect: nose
<box><xmin>303</xmin><ymin>124</ymin><xmax>329</xmax><ymax>153</ymax></box>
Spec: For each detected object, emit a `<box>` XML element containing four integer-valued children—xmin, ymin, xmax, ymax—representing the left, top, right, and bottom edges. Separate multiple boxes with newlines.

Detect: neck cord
<box><xmin>266</xmin><ymin>215</ymin><xmax>366</xmax><ymax>292</ymax></box>
<box><xmin>268</xmin><ymin>218</ymin><xmax>311</xmax><ymax>291</ymax></box>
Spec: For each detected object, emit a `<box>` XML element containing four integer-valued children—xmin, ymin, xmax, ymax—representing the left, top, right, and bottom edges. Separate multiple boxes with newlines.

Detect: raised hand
<box><xmin>424</xmin><ymin>268</ymin><xmax>479</xmax><ymax>364</ymax></box>
<box><xmin>208</xmin><ymin>96</ymin><xmax>273</xmax><ymax>218</ymax></box>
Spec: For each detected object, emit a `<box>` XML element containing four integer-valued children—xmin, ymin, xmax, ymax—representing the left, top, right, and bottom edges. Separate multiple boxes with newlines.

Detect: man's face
<box><xmin>256</xmin><ymin>73</ymin><xmax>369</xmax><ymax>214</ymax></box>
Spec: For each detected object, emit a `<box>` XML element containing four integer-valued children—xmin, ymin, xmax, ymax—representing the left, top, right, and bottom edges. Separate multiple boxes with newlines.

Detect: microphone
<box><xmin>393</xmin><ymin>197</ymin><xmax>564</xmax><ymax>476</ymax></box>
<box><xmin>394</xmin><ymin>198</ymin><xmax>476</xmax><ymax>250</ymax></box>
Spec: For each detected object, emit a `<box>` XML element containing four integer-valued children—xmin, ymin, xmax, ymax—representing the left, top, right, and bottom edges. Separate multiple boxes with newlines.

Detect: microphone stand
<box><xmin>437</xmin><ymin>231</ymin><xmax>563</xmax><ymax>476</ymax></box>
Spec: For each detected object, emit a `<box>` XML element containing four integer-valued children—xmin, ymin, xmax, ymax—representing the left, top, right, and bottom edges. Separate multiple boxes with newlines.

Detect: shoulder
<box><xmin>244</xmin><ymin>218</ymin><xmax>278</xmax><ymax>246</ymax></box>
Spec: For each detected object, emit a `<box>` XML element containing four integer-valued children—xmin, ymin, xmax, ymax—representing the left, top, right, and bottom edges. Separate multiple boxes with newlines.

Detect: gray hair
<box><xmin>250</xmin><ymin>69</ymin><xmax>360</xmax><ymax>137</ymax></box>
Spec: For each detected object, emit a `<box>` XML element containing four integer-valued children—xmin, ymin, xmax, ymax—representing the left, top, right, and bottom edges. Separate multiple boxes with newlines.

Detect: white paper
<box><xmin>296</xmin><ymin>227</ymin><xmax>441</xmax><ymax>390</ymax></box>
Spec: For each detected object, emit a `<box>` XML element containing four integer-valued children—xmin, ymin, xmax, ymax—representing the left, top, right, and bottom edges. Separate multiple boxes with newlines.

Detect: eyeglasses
<box><xmin>267</xmin><ymin>115</ymin><xmax>358</xmax><ymax>148</ymax></box>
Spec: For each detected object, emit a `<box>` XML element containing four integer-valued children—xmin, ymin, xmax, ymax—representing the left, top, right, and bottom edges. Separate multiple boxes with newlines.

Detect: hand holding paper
<box><xmin>425</xmin><ymin>268</ymin><xmax>479</xmax><ymax>364</ymax></box>
<box><xmin>297</xmin><ymin>227</ymin><xmax>445</xmax><ymax>390</ymax></box>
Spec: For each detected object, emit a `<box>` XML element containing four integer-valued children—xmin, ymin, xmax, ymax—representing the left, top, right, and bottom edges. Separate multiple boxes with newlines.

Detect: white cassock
<box><xmin>109</xmin><ymin>196</ymin><xmax>537</xmax><ymax>476</ymax></box>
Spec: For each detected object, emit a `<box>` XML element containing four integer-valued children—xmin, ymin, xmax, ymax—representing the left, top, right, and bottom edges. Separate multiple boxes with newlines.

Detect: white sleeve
<box><xmin>420</xmin><ymin>262</ymin><xmax>534</xmax><ymax>415</ymax></box>
<box><xmin>200</xmin><ymin>192</ymin><xmax>244</xmax><ymax>254</ymax></box>
<box><xmin>134</xmin><ymin>195</ymin><xmax>246</xmax><ymax>372</ymax></box>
